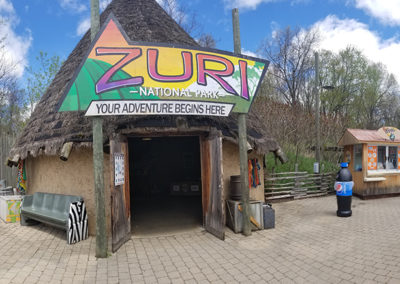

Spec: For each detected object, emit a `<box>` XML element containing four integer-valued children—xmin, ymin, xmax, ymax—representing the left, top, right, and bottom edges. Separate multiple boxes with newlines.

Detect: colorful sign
<box><xmin>382</xmin><ymin>127</ymin><xmax>397</xmax><ymax>141</ymax></box>
<box><xmin>57</xmin><ymin>14</ymin><xmax>269</xmax><ymax>116</ymax></box>
<box><xmin>367</xmin><ymin>146</ymin><xmax>377</xmax><ymax>170</ymax></box>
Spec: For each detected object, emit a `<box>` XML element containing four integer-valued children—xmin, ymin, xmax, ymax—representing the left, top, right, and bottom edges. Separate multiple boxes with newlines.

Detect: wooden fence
<box><xmin>0</xmin><ymin>130</ymin><xmax>16</xmax><ymax>187</ymax></box>
<box><xmin>265</xmin><ymin>171</ymin><xmax>336</xmax><ymax>202</ymax></box>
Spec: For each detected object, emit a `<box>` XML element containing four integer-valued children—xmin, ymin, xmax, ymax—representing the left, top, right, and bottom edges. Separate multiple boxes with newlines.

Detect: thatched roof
<box><xmin>9</xmin><ymin>0</ymin><xmax>279</xmax><ymax>160</ymax></box>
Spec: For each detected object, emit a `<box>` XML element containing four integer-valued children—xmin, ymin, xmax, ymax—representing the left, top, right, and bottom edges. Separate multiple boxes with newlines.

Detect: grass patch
<box><xmin>265</xmin><ymin>150</ymin><xmax>339</xmax><ymax>174</ymax></box>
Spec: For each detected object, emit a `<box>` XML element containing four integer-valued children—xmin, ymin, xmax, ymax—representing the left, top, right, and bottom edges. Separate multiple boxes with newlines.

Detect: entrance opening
<box><xmin>129</xmin><ymin>136</ymin><xmax>202</xmax><ymax>236</ymax></box>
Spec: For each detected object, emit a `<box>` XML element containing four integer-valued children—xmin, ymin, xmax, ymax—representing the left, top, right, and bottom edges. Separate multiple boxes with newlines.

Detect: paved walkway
<box><xmin>1</xmin><ymin>195</ymin><xmax>400</xmax><ymax>283</ymax></box>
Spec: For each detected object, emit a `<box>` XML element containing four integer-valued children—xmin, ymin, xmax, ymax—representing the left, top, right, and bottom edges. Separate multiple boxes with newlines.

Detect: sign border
<box><xmin>85</xmin><ymin>99</ymin><xmax>235</xmax><ymax>117</ymax></box>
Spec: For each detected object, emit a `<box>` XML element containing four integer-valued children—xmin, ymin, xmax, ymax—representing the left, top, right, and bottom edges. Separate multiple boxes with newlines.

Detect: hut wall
<box><xmin>222</xmin><ymin>140</ymin><xmax>264</xmax><ymax>202</ymax></box>
<box><xmin>25</xmin><ymin>148</ymin><xmax>111</xmax><ymax>237</ymax></box>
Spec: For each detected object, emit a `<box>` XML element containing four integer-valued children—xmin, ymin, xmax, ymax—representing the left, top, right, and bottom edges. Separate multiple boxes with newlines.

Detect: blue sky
<box><xmin>4</xmin><ymin>0</ymin><xmax>400</xmax><ymax>85</ymax></box>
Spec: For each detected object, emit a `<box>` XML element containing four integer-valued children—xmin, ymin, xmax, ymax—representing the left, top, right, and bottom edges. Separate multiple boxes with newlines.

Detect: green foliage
<box><xmin>265</xmin><ymin>150</ymin><xmax>339</xmax><ymax>174</ymax></box>
<box><xmin>26</xmin><ymin>51</ymin><xmax>63</xmax><ymax>114</ymax></box>
<box><xmin>319</xmin><ymin>46</ymin><xmax>399</xmax><ymax>129</ymax></box>
<box><xmin>0</xmin><ymin>81</ymin><xmax>26</xmax><ymax>133</ymax></box>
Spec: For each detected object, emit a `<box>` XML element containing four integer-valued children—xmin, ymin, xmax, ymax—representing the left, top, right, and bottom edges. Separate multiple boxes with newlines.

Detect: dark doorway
<box><xmin>129</xmin><ymin>136</ymin><xmax>202</xmax><ymax>235</ymax></box>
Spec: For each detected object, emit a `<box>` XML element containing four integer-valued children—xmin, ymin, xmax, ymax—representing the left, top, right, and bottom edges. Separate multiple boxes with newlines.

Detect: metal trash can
<box><xmin>226</xmin><ymin>200</ymin><xmax>263</xmax><ymax>233</ymax></box>
<box><xmin>263</xmin><ymin>203</ymin><xmax>275</xmax><ymax>229</ymax></box>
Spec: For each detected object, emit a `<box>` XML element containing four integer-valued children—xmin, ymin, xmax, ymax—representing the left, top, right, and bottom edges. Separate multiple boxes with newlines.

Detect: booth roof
<box><xmin>338</xmin><ymin>127</ymin><xmax>400</xmax><ymax>146</ymax></box>
<box><xmin>9</xmin><ymin>0</ymin><xmax>279</xmax><ymax>160</ymax></box>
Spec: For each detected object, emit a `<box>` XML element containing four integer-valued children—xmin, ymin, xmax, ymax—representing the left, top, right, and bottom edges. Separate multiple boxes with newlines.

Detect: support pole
<box><xmin>314</xmin><ymin>52</ymin><xmax>320</xmax><ymax>169</ymax></box>
<box><xmin>232</xmin><ymin>8</ymin><xmax>251</xmax><ymax>236</ymax></box>
<box><xmin>91</xmin><ymin>0</ymin><xmax>100</xmax><ymax>38</ymax></box>
<box><xmin>91</xmin><ymin>0</ymin><xmax>107</xmax><ymax>258</ymax></box>
<box><xmin>93</xmin><ymin>117</ymin><xmax>107</xmax><ymax>258</ymax></box>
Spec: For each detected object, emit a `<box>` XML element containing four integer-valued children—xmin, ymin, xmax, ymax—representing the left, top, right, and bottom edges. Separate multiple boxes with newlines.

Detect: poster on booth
<box><xmin>57</xmin><ymin>14</ymin><xmax>269</xmax><ymax>117</ymax></box>
<box><xmin>367</xmin><ymin>146</ymin><xmax>377</xmax><ymax>170</ymax></box>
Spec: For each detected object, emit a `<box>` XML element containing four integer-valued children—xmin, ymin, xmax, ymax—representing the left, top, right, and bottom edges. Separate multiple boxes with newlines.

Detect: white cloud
<box><xmin>222</xmin><ymin>0</ymin><xmax>277</xmax><ymax>10</ymax></box>
<box><xmin>59</xmin><ymin>0</ymin><xmax>87</xmax><ymax>13</ymax></box>
<box><xmin>0</xmin><ymin>0</ymin><xmax>31</xmax><ymax>78</ymax></box>
<box><xmin>313</xmin><ymin>15</ymin><xmax>400</xmax><ymax>82</ymax></box>
<box><xmin>100</xmin><ymin>0</ymin><xmax>112</xmax><ymax>11</ymax></box>
<box><xmin>353</xmin><ymin>0</ymin><xmax>400</xmax><ymax>26</ymax></box>
<box><xmin>76</xmin><ymin>17</ymin><xmax>90</xmax><ymax>37</ymax></box>
<box><xmin>241</xmin><ymin>48</ymin><xmax>258</xmax><ymax>58</ymax></box>
<box><xmin>0</xmin><ymin>0</ymin><xmax>14</xmax><ymax>14</ymax></box>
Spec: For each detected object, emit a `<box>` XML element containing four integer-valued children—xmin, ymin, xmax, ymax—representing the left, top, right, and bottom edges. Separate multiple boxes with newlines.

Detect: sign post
<box><xmin>91</xmin><ymin>0</ymin><xmax>107</xmax><ymax>258</ymax></box>
<box><xmin>232</xmin><ymin>8</ymin><xmax>251</xmax><ymax>236</ymax></box>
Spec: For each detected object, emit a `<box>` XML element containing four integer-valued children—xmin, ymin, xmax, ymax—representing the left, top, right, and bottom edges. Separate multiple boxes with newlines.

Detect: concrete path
<box><xmin>1</xmin><ymin>195</ymin><xmax>400</xmax><ymax>283</ymax></box>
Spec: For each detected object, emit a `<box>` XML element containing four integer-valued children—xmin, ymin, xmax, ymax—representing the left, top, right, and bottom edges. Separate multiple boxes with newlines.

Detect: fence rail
<box><xmin>0</xmin><ymin>130</ymin><xmax>16</xmax><ymax>187</ymax></box>
<box><xmin>265</xmin><ymin>171</ymin><xmax>336</xmax><ymax>202</ymax></box>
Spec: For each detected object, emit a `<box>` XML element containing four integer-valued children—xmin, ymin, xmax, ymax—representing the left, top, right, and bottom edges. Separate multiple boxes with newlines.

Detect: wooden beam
<box><xmin>93</xmin><ymin>117</ymin><xmax>107</xmax><ymax>258</ymax></box>
<box><xmin>91</xmin><ymin>0</ymin><xmax>107</xmax><ymax>258</ymax></box>
<box><xmin>232</xmin><ymin>8</ymin><xmax>251</xmax><ymax>236</ymax></box>
<box><xmin>90</xmin><ymin>0</ymin><xmax>100</xmax><ymax>41</ymax></box>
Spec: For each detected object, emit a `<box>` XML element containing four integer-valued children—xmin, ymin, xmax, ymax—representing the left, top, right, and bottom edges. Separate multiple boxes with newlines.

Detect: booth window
<box><xmin>371</xmin><ymin>145</ymin><xmax>398</xmax><ymax>171</ymax></box>
<box><xmin>377</xmin><ymin>146</ymin><xmax>386</xmax><ymax>169</ymax></box>
<box><xmin>354</xmin><ymin>144</ymin><xmax>362</xmax><ymax>171</ymax></box>
<box><xmin>388</xmin><ymin>146</ymin><xmax>397</xmax><ymax>169</ymax></box>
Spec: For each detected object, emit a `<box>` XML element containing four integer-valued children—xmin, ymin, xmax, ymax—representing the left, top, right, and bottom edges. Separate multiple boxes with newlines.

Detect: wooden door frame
<box><xmin>122</xmin><ymin>132</ymin><xmax>224</xmax><ymax>240</ymax></box>
<box><xmin>200</xmin><ymin>131</ymin><xmax>225</xmax><ymax>240</ymax></box>
<box><xmin>110</xmin><ymin>134</ymin><xmax>131</xmax><ymax>252</ymax></box>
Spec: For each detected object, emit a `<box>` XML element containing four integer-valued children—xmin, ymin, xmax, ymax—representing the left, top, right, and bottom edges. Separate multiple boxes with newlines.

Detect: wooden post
<box><xmin>232</xmin><ymin>8</ymin><xmax>251</xmax><ymax>236</ymax></box>
<box><xmin>314</xmin><ymin>52</ymin><xmax>320</xmax><ymax>169</ymax></box>
<box><xmin>91</xmin><ymin>0</ymin><xmax>100</xmax><ymax>38</ymax></box>
<box><xmin>91</xmin><ymin>0</ymin><xmax>107</xmax><ymax>258</ymax></box>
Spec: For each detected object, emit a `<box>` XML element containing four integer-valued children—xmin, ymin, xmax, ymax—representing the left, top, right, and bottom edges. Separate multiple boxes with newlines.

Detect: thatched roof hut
<box><xmin>9</xmin><ymin>0</ymin><xmax>282</xmax><ymax>249</ymax></box>
<box><xmin>9</xmin><ymin>0</ymin><xmax>279</xmax><ymax>160</ymax></box>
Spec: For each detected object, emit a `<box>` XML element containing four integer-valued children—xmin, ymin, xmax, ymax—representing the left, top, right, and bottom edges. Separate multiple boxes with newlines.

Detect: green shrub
<box><xmin>265</xmin><ymin>150</ymin><xmax>339</xmax><ymax>174</ymax></box>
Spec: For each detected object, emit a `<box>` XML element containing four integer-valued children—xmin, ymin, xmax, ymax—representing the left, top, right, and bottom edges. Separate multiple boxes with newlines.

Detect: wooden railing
<box><xmin>265</xmin><ymin>171</ymin><xmax>336</xmax><ymax>202</ymax></box>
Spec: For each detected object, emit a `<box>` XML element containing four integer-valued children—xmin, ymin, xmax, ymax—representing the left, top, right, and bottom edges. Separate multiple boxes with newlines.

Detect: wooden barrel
<box><xmin>230</xmin><ymin>175</ymin><xmax>242</xmax><ymax>200</ymax></box>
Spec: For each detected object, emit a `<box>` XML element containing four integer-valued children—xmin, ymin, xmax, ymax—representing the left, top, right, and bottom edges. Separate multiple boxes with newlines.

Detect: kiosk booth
<box><xmin>338</xmin><ymin>127</ymin><xmax>400</xmax><ymax>198</ymax></box>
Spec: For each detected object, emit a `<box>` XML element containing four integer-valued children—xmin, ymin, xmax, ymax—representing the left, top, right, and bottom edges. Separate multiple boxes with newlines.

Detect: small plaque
<box><xmin>114</xmin><ymin>153</ymin><xmax>124</xmax><ymax>186</ymax></box>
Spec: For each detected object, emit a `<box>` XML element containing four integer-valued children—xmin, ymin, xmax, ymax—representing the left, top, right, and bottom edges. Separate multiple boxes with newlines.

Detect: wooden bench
<box><xmin>20</xmin><ymin>192</ymin><xmax>88</xmax><ymax>244</ymax></box>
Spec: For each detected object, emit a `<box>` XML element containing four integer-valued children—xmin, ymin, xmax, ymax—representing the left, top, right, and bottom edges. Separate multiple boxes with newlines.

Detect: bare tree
<box><xmin>0</xmin><ymin>37</ymin><xmax>17</xmax><ymax>98</ymax></box>
<box><xmin>259</xmin><ymin>27</ymin><xmax>319</xmax><ymax>107</ymax></box>
<box><xmin>157</xmin><ymin>0</ymin><xmax>199</xmax><ymax>36</ymax></box>
<box><xmin>197</xmin><ymin>33</ymin><xmax>216</xmax><ymax>48</ymax></box>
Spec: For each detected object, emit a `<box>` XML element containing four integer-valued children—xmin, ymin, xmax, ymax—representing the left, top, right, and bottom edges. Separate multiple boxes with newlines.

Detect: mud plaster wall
<box><xmin>222</xmin><ymin>140</ymin><xmax>264</xmax><ymax>202</ymax></box>
<box><xmin>25</xmin><ymin>148</ymin><xmax>111</xmax><ymax>238</ymax></box>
